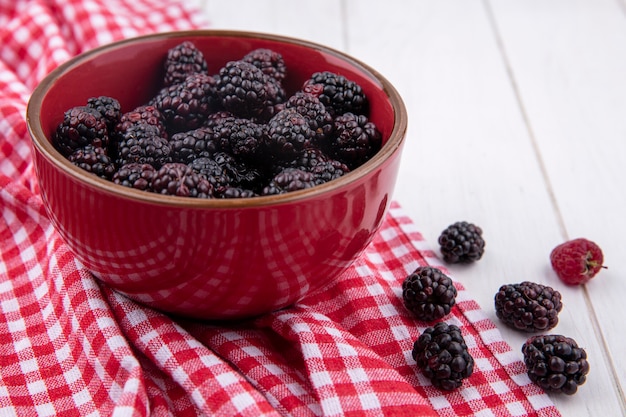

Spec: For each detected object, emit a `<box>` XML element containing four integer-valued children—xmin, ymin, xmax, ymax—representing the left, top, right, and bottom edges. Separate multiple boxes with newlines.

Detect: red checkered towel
<box><xmin>0</xmin><ymin>1</ymin><xmax>562</xmax><ymax>415</ymax></box>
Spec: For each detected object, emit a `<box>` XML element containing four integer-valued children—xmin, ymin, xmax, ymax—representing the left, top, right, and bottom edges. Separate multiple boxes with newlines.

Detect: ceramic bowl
<box><xmin>27</xmin><ymin>30</ymin><xmax>407</xmax><ymax>320</ymax></box>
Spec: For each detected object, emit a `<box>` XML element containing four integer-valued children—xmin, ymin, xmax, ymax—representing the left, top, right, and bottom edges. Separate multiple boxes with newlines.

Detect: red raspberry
<box><xmin>550</xmin><ymin>238</ymin><xmax>606</xmax><ymax>285</ymax></box>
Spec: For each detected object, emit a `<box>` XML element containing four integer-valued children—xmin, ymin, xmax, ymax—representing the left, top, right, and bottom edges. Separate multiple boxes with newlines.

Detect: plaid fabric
<box><xmin>0</xmin><ymin>0</ymin><xmax>563</xmax><ymax>415</ymax></box>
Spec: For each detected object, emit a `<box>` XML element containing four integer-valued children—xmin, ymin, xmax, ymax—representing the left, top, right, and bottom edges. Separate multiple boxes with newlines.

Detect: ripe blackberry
<box><xmin>169</xmin><ymin>127</ymin><xmax>219</xmax><ymax>164</ymax></box>
<box><xmin>438</xmin><ymin>221</ymin><xmax>485</xmax><ymax>263</ymax></box>
<box><xmin>213</xmin><ymin>152</ymin><xmax>264</xmax><ymax>190</ymax></box>
<box><xmin>522</xmin><ymin>334</ymin><xmax>589</xmax><ymax>395</ymax></box>
<box><xmin>331</xmin><ymin>112</ymin><xmax>382</xmax><ymax>169</ymax></box>
<box><xmin>215</xmin><ymin>60</ymin><xmax>277</xmax><ymax>119</ymax></box>
<box><xmin>302</xmin><ymin>71</ymin><xmax>368</xmax><ymax>116</ymax></box>
<box><xmin>151</xmin><ymin>73</ymin><xmax>218</xmax><ymax>134</ymax></box>
<box><xmin>262</xmin><ymin>168</ymin><xmax>316</xmax><ymax>195</ymax></box>
<box><xmin>412</xmin><ymin>322</ymin><xmax>474</xmax><ymax>391</ymax></box>
<box><xmin>86</xmin><ymin>96</ymin><xmax>121</xmax><ymax>131</ymax></box>
<box><xmin>163</xmin><ymin>41</ymin><xmax>208</xmax><ymax>86</ymax></box>
<box><xmin>402</xmin><ymin>266</ymin><xmax>457</xmax><ymax>322</ymax></box>
<box><xmin>242</xmin><ymin>48</ymin><xmax>287</xmax><ymax>82</ymax></box>
<box><xmin>112</xmin><ymin>163</ymin><xmax>156</xmax><ymax>191</ymax></box>
<box><xmin>220</xmin><ymin>186</ymin><xmax>258</xmax><ymax>199</ymax></box>
<box><xmin>284</xmin><ymin>91</ymin><xmax>334</xmax><ymax>147</ymax></box>
<box><xmin>53</xmin><ymin>106</ymin><xmax>109</xmax><ymax>157</ymax></box>
<box><xmin>204</xmin><ymin>110</ymin><xmax>236</xmax><ymax>128</ymax></box>
<box><xmin>150</xmin><ymin>162</ymin><xmax>213</xmax><ymax>198</ymax></box>
<box><xmin>115</xmin><ymin>105</ymin><xmax>167</xmax><ymax>137</ymax></box>
<box><xmin>495</xmin><ymin>281</ymin><xmax>563</xmax><ymax>332</ymax></box>
<box><xmin>266</xmin><ymin>109</ymin><xmax>315</xmax><ymax>163</ymax></box>
<box><xmin>212</xmin><ymin>117</ymin><xmax>268</xmax><ymax>162</ymax></box>
<box><xmin>288</xmin><ymin>148</ymin><xmax>350</xmax><ymax>185</ymax></box>
<box><xmin>67</xmin><ymin>145</ymin><xmax>116</xmax><ymax>180</ymax></box>
<box><xmin>188</xmin><ymin>156</ymin><xmax>231</xmax><ymax>194</ymax></box>
<box><xmin>114</xmin><ymin>123</ymin><xmax>171</xmax><ymax>168</ymax></box>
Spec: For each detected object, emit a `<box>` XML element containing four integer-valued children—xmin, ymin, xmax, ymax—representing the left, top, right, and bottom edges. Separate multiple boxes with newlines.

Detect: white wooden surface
<box><xmin>196</xmin><ymin>1</ymin><xmax>626</xmax><ymax>415</ymax></box>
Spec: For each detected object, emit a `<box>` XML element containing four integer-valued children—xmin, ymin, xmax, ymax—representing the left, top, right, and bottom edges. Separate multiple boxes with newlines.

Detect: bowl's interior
<box><xmin>30</xmin><ymin>30</ymin><xmax>405</xmax><ymax>206</ymax></box>
<box><xmin>39</xmin><ymin>32</ymin><xmax>395</xmax><ymax>146</ymax></box>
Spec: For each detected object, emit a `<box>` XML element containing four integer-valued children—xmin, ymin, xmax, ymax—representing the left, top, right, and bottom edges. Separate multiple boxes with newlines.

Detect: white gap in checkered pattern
<box><xmin>474</xmin><ymin>357</ymin><xmax>495</xmax><ymax>373</ymax></box>
<box><xmin>527</xmin><ymin>393</ymin><xmax>558</xmax><ymax>413</ymax></box>
<box><xmin>390</xmin><ymin>325</ymin><xmax>411</xmax><ymax>343</ymax></box>
<box><xmin>301</xmin><ymin>343</ymin><xmax>323</xmax><ymax>361</ymax></box>
<box><xmin>13</xmin><ymin>336</ymin><xmax>32</xmax><ymax>353</ymax></box>
<box><xmin>460</xmin><ymin>386</ymin><xmax>482</xmax><ymax>402</ymax></box>
<box><xmin>215</xmin><ymin>371</ymin><xmax>240</xmax><ymax>388</ymax></box>
<box><xmin>0</xmin><ymin>297</ymin><xmax>20</xmax><ymax>313</ymax></box>
<box><xmin>7</xmin><ymin>316</ymin><xmax>26</xmax><ymax>333</ymax></box>
<box><xmin>34</xmin><ymin>402</ymin><xmax>56</xmax><ymax>417</ymax></box>
<box><xmin>72</xmin><ymin>387</ymin><xmax>94</xmax><ymax>409</ymax></box>
<box><xmin>506</xmin><ymin>401</ymin><xmax>530</xmax><ymax>417</ymax></box>
<box><xmin>474</xmin><ymin>408</ymin><xmax>497</xmax><ymax>417</ymax></box>
<box><xmin>230</xmin><ymin>392</ymin><xmax>258</xmax><ymax>414</ymax></box>
<box><xmin>26</xmin><ymin>379</ymin><xmax>47</xmax><ymax>396</ymax></box>
<box><xmin>241</xmin><ymin>345</ymin><xmax>264</xmax><ymax>358</ymax></box>
<box><xmin>310</xmin><ymin>370</ymin><xmax>333</xmax><ymax>388</ymax></box>
<box><xmin>346</xmin><ymin>367</ymin><xmax>369</xmax><ymax>384</ymax></box>
<box><xmin>46</xmin><ymin>321</ymin><xmax>63</xmax><ymax>341</ymax></box>
<box><xmin>429</xmin><ymin>392</ymin><xmax>452</xmax><ymax>411</ymax></box>
<box><xmin>460</xmin><ymin>307</ymin><xmax>488</xmax><ymax>324</ymax></box>
<box><xmin>336</xmin><ymin>342</ymin><xmax>358</xmax><ymax>358</ymax></box>
<box><xmin>379</xmin><ymin>303</ymin><xmax>399</xmax><ymax>319</ymax></box>
<box><xmin>61</xmin><ymin>365</ymin><xmax>82</xmax><ymax>386</ymax></box>
<box><xmin>320</xmin><ymin>396</ymin><xmax>342</xmax><ymax>416</ymax></box>
<box><xmin>378</xmin><ymin>226</ymin><xmax>399</xmax><ymax>242</ymax></box>
<box><xmin>359</xmin><ymin>392</ymin><xmax>382</xmax><ymax>411</ymax></box>
<box><xmin>111</xmin><ymin>406</ymin><xmax>139</xmax><ymax>417</ymax></box>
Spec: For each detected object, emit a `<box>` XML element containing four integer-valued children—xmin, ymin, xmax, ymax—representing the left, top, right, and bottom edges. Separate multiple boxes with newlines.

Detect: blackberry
<box><xmin>412</xmin><ymin>322</ymin><xmax>474</xmax><ymax>391</ymax></box>
<box><xmin>150</xmin><ymin>162</ymin><xmax>213</xmax><ymax>198</ymax></box>
<box><xmin>522</xmin><ymin>334</ymin><xmax>589</xmax><ymax>395</ymax></box>
<box><xmin>402</xmin><ymin>266</ymin><xmax>457</xmax><ymax>322</ymax></box>
<box><xmin>495</xmin><ymin>281</ymin><xmax>563</xmax><ymax>332</ymax></box>
<box><xmin>67</xmin><ymin>145</ymin><xmax>116</xmax><ymax>180</ymax></box>
<box><xmin>215</xmin><ymin>60</ymin><xmax>277</xmax><ymax>119</ymax></box>
<box><xmin>114</xmin><ymin>123</ymin><xmax>171</xmax><ymax>168</ymax></box>
<box><xmin>331</xmin><ymin>112</ymin><xmax>382</xmax><ymax>169</ymax></box>
<box><xmin>188</xmin><ymin>156</ymin><xmax>231</xmax><ymax>194</ymax></box>
<box><xmin>212</xmin><ymin>117</ymin><xmax>268</xmax><ymax>162</ymax></box>
<box><xmin>438</xmin><ymin>221</ymin><xmax>485</xmax><ymax>263</ymax></box>
<box><xmin>220</xmin><ymin>186</ymin><xmax>258</xmax><ymax>199</ymax></box>
<box><xmin>288</xmin><ymin>148</ymin><xmax>350</xmax><ymax>185</ymax></box>
<box><xmin>86</xmin><ymin>96</ymin><xmax>122</xmax><ymax>131</ymax></box>
<box><xmin>53</xmin><ymin>106</ymin><xmax>109</xmax><ymax>157</ymax></box>
<box><xmin>242</xmin><ymin>48</ymin><xmax>287</xmax><ymax>81</ymax></box>
<box><xmin>266</xmin><ymin>109</ymin><xmax>314</xmax><ymax>163</ymax></box>
<box><xmin>112</xmin><ymin>163</ymin><xmax>156</xmax><ymax>191</ymax></box>
<box><xmin>163</xmin><ymin>41</ymin><xmax>208</xmax><ymax>86</ymax></box>
<box><xmin>303</xmin><ymin>71</ymin><xmax>368</xmax><ymax>116</ymax></box>
<box><xmin>213</xmin><ymin>152</ymin><xmax>264</xmax><ymax>190</ymax></box>
<box><xmin>284</xmin><ymin>91</ymin><xmax>333</xmax><ymax>147</ymax></box>
<box><xmin>204</xmin><ymin>110</ymin><xmax>236</xmax><ymax>128</ymax></box>
<box><xmin>262</xmin><ymin>168</ymin><xmax>316</xmax><ymax>195</ymax></box>
<box><xmin>169</xmin><ymin>127</ymin><xmax>219</xmax><ymax>164</ymax></box>
<box><xmin>151</xmin><ymin>73</ymin><xmax>218</xmax><ymax>134</ymax></box>
<box><xmin>115</xmin><ymin>105</ymin><xmax>167</xmax><ymax>137</ymax></box>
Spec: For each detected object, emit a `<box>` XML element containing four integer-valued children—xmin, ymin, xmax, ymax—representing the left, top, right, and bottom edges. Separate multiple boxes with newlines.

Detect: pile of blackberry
<box><xmin>53</xmin><ymin>41</ymin><xmax>382</xmax><ymax>198</ymax></box>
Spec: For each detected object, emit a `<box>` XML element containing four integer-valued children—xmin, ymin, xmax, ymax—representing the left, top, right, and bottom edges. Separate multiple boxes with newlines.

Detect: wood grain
<box><xmin>201</xmin><ymin>1</ymin><xmax>626</xmax><ymax>415</ymax></box>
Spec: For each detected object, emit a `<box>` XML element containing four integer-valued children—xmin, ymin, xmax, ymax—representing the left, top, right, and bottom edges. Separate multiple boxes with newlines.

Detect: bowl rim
<box><xmin>26</xmin><ymin>29</ymin><xmax>408</xmax><ymax>208</ymax></box>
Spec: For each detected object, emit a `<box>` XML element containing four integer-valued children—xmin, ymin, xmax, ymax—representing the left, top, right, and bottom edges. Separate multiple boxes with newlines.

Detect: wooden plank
<box><xmin>197</xmin><ymin>1</ymin><xmax>623</xmax><ymax>414</ymax></box>
<box><xmin>344</xmin><ymin>0</ymin><xmax>622</xmax><ymax>415</ymax></box>
<box><xmin>200</xmin><ymin>0</ymin><xmax>344</xmax><ymax>50</ymax></box>
<box><xmin>488</xmin><ymin>0</ymin><xmax>626</xmax><ymax>413</ymax></box>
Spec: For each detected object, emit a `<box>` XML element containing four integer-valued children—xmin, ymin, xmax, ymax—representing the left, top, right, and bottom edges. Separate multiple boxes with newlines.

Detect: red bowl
<box><xmin>26</xmin><ymin>30</ymin><xmax>408</xmax><ymax>320</ymax></box>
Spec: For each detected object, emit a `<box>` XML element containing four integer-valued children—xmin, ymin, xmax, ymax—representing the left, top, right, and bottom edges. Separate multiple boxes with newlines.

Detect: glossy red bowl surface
<box><xmin>27</xmin><ymin>30</ymin><xmax>407</xmax><ymax>320</ymax></box>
